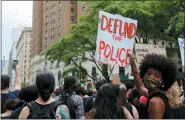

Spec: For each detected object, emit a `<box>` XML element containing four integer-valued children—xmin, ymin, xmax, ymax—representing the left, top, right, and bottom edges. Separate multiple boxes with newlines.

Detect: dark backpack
<box><xmin>27</xmin><ymin>101</ymin><xmax>63</xmax><ymax>119</ymax></box>
<box><xmin>59</xmin><ymin>93</ymin><xmax>76</xmax><ymax>119</ymax></box>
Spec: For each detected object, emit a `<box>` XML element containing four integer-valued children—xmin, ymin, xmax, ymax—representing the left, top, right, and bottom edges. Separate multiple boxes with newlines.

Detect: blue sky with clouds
<box><xmin>2</xmin><ymin>1</ymin><xmax>32</xmax><ymax>60</ymax></box>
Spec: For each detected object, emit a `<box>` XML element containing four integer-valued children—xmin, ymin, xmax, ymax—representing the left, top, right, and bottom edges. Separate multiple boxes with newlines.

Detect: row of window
<box><xmin>51</xmin><ymin>28</ymin><xmax>55</xmax><ymax>33</ymax></box>
<box><xmin>46</xmin><ymin>17</ymin><xmax>61</xmax><ymax>27</ymax></box>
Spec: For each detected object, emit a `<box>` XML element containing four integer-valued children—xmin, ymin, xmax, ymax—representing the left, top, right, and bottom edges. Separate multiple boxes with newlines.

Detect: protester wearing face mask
<box><xmin>129</xmin><ymin>53</ymin><xmax>177</xmax><ymax>119</ymax></box>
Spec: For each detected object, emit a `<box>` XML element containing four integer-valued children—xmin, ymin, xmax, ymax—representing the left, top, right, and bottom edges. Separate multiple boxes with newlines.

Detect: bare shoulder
<box><xmin>19</xmin><ymin>106</ymin><xmax>30</xmax><ymax>119</ymax></box>
<box><xmin>123</xmin><ymin>107</ymin><xmax>133</xmax><ymax>119</ymax></box>
<box><xmin>149</xmin><ymin>97</ymin><xmax>165</xmax><ymax>105</ymax></box>
<box><xmin>22</xmin><ymin>106</ymin><xmax>30</xmax><ymax>113</ymax></box>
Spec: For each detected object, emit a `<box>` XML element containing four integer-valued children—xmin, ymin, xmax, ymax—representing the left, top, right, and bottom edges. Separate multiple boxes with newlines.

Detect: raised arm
<box><xmin>15</xmin><ymin>65</ymin><xmax>22</xmax><ymax>90</ymax></box>
<box><xmin>129</xmin><ymin>54</ymin><xmax>148</xmax><ymax>97</ymax></box>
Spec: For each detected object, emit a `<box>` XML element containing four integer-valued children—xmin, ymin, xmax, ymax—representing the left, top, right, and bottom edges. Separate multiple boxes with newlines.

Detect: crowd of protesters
<box><xmin>1</xmin><ymin>53</ymin><xmax>185</xmax><ymax>119</ymax></box>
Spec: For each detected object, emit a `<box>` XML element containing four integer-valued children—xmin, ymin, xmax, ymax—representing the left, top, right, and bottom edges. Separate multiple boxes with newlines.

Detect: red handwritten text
<box><xmin>101</xmin><ymin>15</ymin><xmax>137</xmax><ymax>39</ymax></box>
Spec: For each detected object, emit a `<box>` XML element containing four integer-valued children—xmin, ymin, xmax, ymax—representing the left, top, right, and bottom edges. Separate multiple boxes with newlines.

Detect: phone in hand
<box><xmin>12</xmin><ymin>60</ymin><xmax>18</xmax><ymax>70</ymax></box>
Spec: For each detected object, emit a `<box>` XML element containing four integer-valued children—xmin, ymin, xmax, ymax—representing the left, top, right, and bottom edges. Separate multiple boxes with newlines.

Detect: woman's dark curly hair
<box><xmin>139</xmin><ymin>54</ymin><xmax>177</xmax><ymax>91</ymax></box>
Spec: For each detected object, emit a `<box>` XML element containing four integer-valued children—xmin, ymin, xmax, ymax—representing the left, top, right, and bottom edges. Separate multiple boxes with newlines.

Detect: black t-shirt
<box><xmin>84</xmin><ymin>94</ymin><xmax>97</xmax><ymax>112</ymax></box>
<box><xmin>1</xmin><ymin>90</ymin><xmax>20</xmax><ymax>114</ymax></box>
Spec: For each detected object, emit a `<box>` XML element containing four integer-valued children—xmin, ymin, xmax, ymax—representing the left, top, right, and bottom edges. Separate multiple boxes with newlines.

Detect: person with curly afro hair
<box><xmin>129</xmin><ymin>53</ymin><xmax>177</xmax><ymax>119</ymax></box>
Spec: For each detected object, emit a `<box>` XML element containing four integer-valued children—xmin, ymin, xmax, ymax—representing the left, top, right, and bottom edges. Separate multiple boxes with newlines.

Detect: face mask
<box><xmin>143</xmin><ymin>76</ymin><xmax>162</xmax><ymax>90</ymax></box>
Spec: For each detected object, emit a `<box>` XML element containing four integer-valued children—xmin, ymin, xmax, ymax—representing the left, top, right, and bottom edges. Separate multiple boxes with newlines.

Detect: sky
<box><xmin>2</xmin><ymin>1</ymin><xmax>33</xmax><ymax>60</ymax></box>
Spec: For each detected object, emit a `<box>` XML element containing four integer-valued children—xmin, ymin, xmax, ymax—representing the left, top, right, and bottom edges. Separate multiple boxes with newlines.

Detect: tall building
<box><xmin>16</xmin><ymin>27</ymin><xmax>32</xmax><ymax>85</ymax></box>
<box><xmin>30</xmin><ymin>1</ymin><xmax>88</xmax><ymax>86</ymax></box>
<box><xmin>2</xmin><ymin>60</ymin><xmax>9</xmax><ymax>75</ymax></box>
<box><xmin>32</xmin><ymin>1</ymin><xmax>87</xmax><ymax>56</ymax></box>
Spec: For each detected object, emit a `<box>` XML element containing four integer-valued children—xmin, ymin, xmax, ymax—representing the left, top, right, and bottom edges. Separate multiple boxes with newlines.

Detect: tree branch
<box><xmin>71</xmin><ymin>58</ymin><xmax>95</xmax><ymax>81</ymax></box>
<box><xmin>88</xmin><ymin>51</ymin><xmax>106</xmax><ymax>76</ymax></box>
<box><xmin>108</xmin><ymin>66</ymin><xmax>115</xmax><ymax>78</ymax></box>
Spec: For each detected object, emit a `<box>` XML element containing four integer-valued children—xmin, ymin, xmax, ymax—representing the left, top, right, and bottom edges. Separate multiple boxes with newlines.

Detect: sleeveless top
<box><xmin>145</xmin><ymin>91</ymin><xmax>171</xmax><ymax>119</ymax></box>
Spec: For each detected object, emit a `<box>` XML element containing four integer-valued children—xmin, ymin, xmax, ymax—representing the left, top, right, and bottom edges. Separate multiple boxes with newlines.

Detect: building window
<box><xmin>51</xmin><ymin>21</ymin><xmax>53</xmax><ymax>25</ymax></box>
<box><xmin>154</xmin><ymin>40</ymin><xmax>156</xmax><ymax>44</ymax></box>
<box><xmin>51</xmin><ymin>36</ymin><xmax>53</xmax><ymax>40</ymax></box>
<box><xmin>82</xmin><ymin>7</ymin><xmax>85</xmax><ymax>12</ymax></box>
<box><xmin>59</xmin><ymin>25</ymin><xmax>61</xmax><ymax>32</ymax></box>
<box><xmin>53</xmin><ymin>35</ymin><xmax>55</xmax><ymax>40</ymax></box>
<box><xmin>169</xmin><ymin>43</ymin><xmax>172</xmax><ymax>48</ymax></box>
<box><xmin>53</xmin><ymin>20</ymin><xmax>55</xmax><ymax>24</ymax></box>
<box><xmin>24</xmin><ymin>65</ymin><xmax>26</xmax><ymax>69</ymax></box>
<box><xmin>162</xmin><ymin>41</ymin><xmax>164</xmax><ymax>45</ymax></box>
<box><xmin>59</xmin><ymin>17</ymin><xmax>61</xmax><ymax>25</ymax></box>
<box><xmin>59</xmin><ymin>1</ymin><xmax>61</xmax><ymax>7</ymax></box>
<box><xmin>71</xmin><ymin>16</ymin><xmax>74</xmax><ymax>21</ymax></box>
<box><xmin>45</xmin><ymin>62</ymin><xmax>47</xmax><ymax>66</ymax></box>
<box><xmin>46</xmin><ymin>37</ymin><xmax>47</xmax><ymax>41</ymax></box>
<box><xmin>25</xmin><ymin>60</ymin><xmax>26</xmax><ymax>63</ymax></box>
<box><xmin>71</xmin><ymin>1</ymin><xmax>74</xmax><ymax>4</ymax></box>
<box><xmin>71</xmin><ymin>8</ymin><xmax>74</xmax><ymax>13</ymax></box>
<box><xmin>53</xmin><ymin>28</ymin><xmax>55</xmax><ymax>32</ymax></box>
<box><xmin>46</xmin><ymin>30</ymin><xmax>48</xmax><ymax>34</ymax></box>
<box><xmin>46</xmin><ymin>8</ymin><xmax>48</xmax><ymax>12</ymax></box>
<box><xmin>59</xmin><ymin>9</ymin><xmax>61</xmax><ymax>15</ymax></box>
<box><xmin>46</xmin><ymin>16</ymin><xmax>48</xmax><ymax>20</ymax></box>
<box><xmin>46</xmin><ymin>23</ymin><xmax>48</xmax><ymax>28</ymax></box>
<box><xmin>45</xmin><ymin>46</ymin><xmax>47</xmax><ymax>48</ymax></box>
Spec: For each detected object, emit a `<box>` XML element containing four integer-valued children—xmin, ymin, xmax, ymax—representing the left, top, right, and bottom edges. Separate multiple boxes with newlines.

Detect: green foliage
<box><xmin>45</xmin><ymin>1</ymin><xmax>184</xmax><ymax>81</ymax></box>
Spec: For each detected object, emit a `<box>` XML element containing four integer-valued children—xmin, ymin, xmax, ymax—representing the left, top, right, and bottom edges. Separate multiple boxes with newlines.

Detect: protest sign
<box><xmin>135</xmin><ymin>44</ymin><xmax>166</xmax><ymax>64</ymax></box>
<box><xmin>178</xmin><ymin>38</ymin><xmax>185</xmax><ymax>66</ymax></box>
<box><xmin>95</xmin><ymin>10</ymin><xmax>138</xmax><ymax>67</ymax></box>
<box><xmin>111</xmin><ymin>74</ymin><xmax>121</xmax><ymax>84</ymax></box>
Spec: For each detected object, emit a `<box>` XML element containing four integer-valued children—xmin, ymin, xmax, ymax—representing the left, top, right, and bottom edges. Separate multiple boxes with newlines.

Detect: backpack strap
<box><xmin>126</xmin><ymin>102</ymin><xmax>134</xmax><ymax>117</ymax></box>
<box><xmin>49</xmin><ymin>101</ymin><xmax>64</xmax><ymax>111</ymax></box>
<box><xmin>27</xmin><ymin>101</ymin><xmax>38</xmax><ymax>113</ymax></box>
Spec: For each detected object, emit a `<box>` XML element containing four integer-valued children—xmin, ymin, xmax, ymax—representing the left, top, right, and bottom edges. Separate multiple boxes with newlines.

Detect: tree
<box><xmin>44</xmin><ymin>1</ymin><xmax>184</xmax><ymax>82</ymax></box>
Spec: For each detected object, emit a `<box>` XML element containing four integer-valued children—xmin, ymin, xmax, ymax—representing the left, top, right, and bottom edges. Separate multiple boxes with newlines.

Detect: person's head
<box><xmin>54</xmin><ymin>88</ymin><xmax>63</xmax><ymax>97</ymax></box>
<box><xmin>125</xmin><ymin>81</ymin><xmax>134</xmax><ymax>91</ymax></box>
<box><xmin>165</xmin><ymin>82</ymin><xmax>181</xmax><ymax>108</ymax></box>
<box><xmin>95</xmin><ymin>80</ymin><xmax>106</xmax><ymax>92</ymax></box>
<box><xmin>1</xmin><ymin>75</ymin><xmax>10</xmax><ymax>90</ymax></box>
<box><xmin>117</xmin><ymin>84</ymin><xmax>127</xmax><ymax>106</ymax></box>
<box><xmin>63</xmin><ymin>76</ymin><xmax>78</xmax><ymax>93</ymax></box>
<box><xmin>18</xmin><ymin>84</ymin><xmax>38</xmax><ymax>103</ymax></box>
<box><xmin>76</xmin><ymin>87</ymin><xmax>88</xmax><ymax>96</ymax></box>
<box><xmin>5</xmin><ymin>99</ymin><xmax>24</xmax><ymax>111</ymax></box>
<box><xmin>139</xmin><ymin>54</ymin><xmax>177</xmax><ymax>93</ymax></box>
<box><xmin>88</xmin><ymin>90</ymin><xmax>93</xmax><ymax>96</ymax></box>
<box><xmin>127</xmin><ymin>88</ymin><xmax>140</xmax><ymax>103</ymax></box>
<box><xmin>93</xmin><ymin>83</ymin><xmax>125</xmax><ymax>119</ymax></box>
<box><xmin>36</xmin><ymin>71</ymin><xmax>55</xmax><ymax>102</ymax></box>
